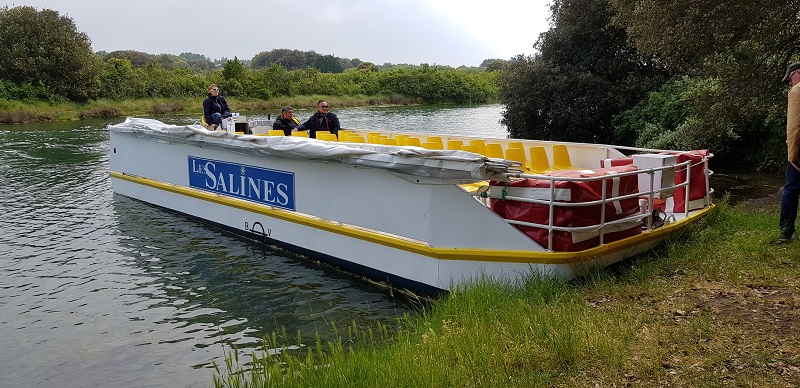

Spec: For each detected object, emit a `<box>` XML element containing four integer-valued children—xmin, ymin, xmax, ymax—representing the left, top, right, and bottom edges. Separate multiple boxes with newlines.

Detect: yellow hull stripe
<box><xmin>111</xmin><ymin>172</ymin><xmax>713</xmax><ymax>265</ymax></box>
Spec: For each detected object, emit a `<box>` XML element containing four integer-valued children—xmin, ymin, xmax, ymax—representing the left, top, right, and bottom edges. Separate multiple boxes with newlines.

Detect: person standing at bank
<box><xmin>203</xmin><ymin>84</ymin><xmax>231</xmax><ymax>130</ymax></box>
<box><xmin>272</xmin><ymin>106</ymin><xmax>301</xmax><ymax>136</ymax></box>
<box><xmin>777</xmin><ymin>61</ymin><xmax>800</xmax><ymax>244</ymax></box>
<box><xmin>297</xmin><ymin>100</ymin><xmax>340</xmax><ymax>138</ymax></box>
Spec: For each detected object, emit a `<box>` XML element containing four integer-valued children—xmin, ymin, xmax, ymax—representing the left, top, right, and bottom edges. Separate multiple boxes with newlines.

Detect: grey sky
<box><xmin>3</xmin><ymin>0</ymin><xmax>552</xmax><ymax>67</ymax></box>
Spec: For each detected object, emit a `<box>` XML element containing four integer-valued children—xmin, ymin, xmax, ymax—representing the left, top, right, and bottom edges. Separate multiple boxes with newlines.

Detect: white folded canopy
<box><xmin>108</xmin><ymin>117</ymin><xmax>515</xmax><ymax>183</ymax></box>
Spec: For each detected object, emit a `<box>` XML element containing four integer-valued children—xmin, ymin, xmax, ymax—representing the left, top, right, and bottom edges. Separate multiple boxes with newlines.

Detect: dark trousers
<box><xmin>780</xmin><ymin>162</ymin><xmax>800</xmax><ymax>238</ymax></box>
<box><xmin>209</xmin><ymin>112</ymin><xmax>223</xmax><ymax>125</ymax></box>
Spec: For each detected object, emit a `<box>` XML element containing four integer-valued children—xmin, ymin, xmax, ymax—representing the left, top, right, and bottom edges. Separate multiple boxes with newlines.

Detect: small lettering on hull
<box><xmin>246</xmin><ymin>221</ymin><xmax>272</xmax><ymax>243</ymax></box>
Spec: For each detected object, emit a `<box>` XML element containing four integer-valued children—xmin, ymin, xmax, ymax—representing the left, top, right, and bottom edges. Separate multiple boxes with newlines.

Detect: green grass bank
<box><xmin>213</xmin><ymin>199</ymin><xmax>799</xmax><ymax>387</ymax></box>
<box><xmin>0</xmin><ymin>95</ymin><xmax>418</xmax><ymax>124</ymax></box>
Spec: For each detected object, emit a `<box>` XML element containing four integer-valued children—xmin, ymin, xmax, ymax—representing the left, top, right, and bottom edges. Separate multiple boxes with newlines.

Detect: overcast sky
<box><xmin>2</xmin><ymin>0</ymin><xmax>552</xmax><ymax>67</ymax></box>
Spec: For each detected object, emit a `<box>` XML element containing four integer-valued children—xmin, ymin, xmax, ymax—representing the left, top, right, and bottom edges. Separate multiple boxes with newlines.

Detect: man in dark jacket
<box><xmin>203</xmin><ymin>84</ymin><xmax>231</xmax><ymax>130</ymax></box>
<box><xmin>273</xmin><ymin>106</ymin><xmax>301</xmax><ymax>135</ymax></box>
<box><xmin>297</xmin><ymin>100</ymin><xmax>340</xmax><ymax>138</ymax></box>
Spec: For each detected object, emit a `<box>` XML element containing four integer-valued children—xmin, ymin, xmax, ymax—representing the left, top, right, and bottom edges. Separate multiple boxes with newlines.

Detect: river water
<box><xmin>0</xmin><ymin>104</ymin><xmax>507</xmax><ymax>388</ymax></box>
<box><xmin>0</xmin><ymin>103</ymin><xmax>783</xmax><ymax>388</ymax></box>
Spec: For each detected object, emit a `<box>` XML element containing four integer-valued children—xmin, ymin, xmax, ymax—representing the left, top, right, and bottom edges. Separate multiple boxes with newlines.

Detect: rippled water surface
<box><xmin>0</xmin><ymin>105</ymin><xmax>508</xmax><ymax>388</ymax></box>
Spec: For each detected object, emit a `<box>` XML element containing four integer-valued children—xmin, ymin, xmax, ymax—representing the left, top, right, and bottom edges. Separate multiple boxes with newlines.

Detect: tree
<box><xmin>338</xmin><ymin>57</ymin><xmax>354</xmax><ymax>70</ymax></box>
<box><xmin>179</xmin><ymin>52</ymin><xmax>215</xmax><ymax>70</ymax></box>
<box><xmin>104</xmin><ymin>50</ymin><xmax>154</xmax><ymax>67</ymax></box>
<box><xmin>609</xmin><ymin>0</ymin><xmax>800</xmax><ymax>168</ymax></box>
<box><xmin>99</xmin><ymin>58</ymin><xmax>137</xmax><ymax>99</ymax></box>
<box><xmin>499</xmin><ymin>0</ymin><xmax>666</xmax><ymax>143</ymax></box>
<box><xmin>251</xmin><ymin>51</ymin><xmax>271</xmax><ymax>69</ymax></box>
<box><xmin>482</xmin><ymin>59</ymin><xmax>509</xmax><ymax>72</ymax></box>
<box><xmin>314</xmin><ymin>54</ymin><xmax>344</xmax><ymax>73</ymax></box>
<box><xmin>610</xmin><ymin>0</ymin><xmax>799</xmax><ymax>74</ymax></box>
<box><xmin>153</xmin><ymin>54</ymin><xmax>188</xmax><ymax>70</ymax></box>
<box><xmin>221</xmin><ymin>57</ymin><xmax>248</xmax><ymax>96</ymax></box>
<box><xmin>0</xmin><ymin>6</ymin><xmax>101</xmax><ymax>100</ymax></box>
<box><xmin>222</xmin><ymin>57</ymin><xmax>247</xmax><ymax>79</ymax></box>
<box><xmin>258</xmin><ymin>49</ymin><xmax>318</xmax><ymax>70</ymax></box>
<box><xmin>356</xmin><ymin>62</ymin><xmax>379</xmax><ymax>72</ymax></box>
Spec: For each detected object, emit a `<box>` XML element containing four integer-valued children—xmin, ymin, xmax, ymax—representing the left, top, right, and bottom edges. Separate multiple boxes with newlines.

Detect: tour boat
<box><xmin>108</xmin><ymin>117</ymin><xmax>714</xmax><ymax>294</ymax></box>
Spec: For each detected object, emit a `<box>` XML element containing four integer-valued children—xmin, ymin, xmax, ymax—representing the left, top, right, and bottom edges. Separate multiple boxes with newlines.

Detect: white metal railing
<box><xmin>475</xmin><ymin>153</ymin><xmax>714</xmax><ymax>252</ymax></box>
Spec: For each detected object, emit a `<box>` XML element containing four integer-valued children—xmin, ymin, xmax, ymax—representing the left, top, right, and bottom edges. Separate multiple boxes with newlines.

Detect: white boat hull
<box><xmin>109</xmin><ymin>118</ymin><xmax>713</xmax><ymax>294</ymax></box>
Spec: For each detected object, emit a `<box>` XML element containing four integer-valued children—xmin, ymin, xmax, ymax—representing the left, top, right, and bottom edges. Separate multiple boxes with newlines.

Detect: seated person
<box><xmin>203</xmin><ymin>84</ymin><xmax>231</xmax><ymax>130</ymax></box>
<box><xmin>272</xmin><ymin>106</ymin><xmax>301</xmax><ymax>136</ymax></box>
<box><xmin>297</xmin><ymin>100</ymin><xmax>340</xmax><ymax>138</ymax></box>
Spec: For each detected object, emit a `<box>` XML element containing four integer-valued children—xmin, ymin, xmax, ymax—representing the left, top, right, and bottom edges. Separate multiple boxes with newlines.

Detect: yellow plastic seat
<box><xmin>268</xmin><ymin>129</ymin><xmax>286</xmax><ymax>136</ymax></box>
<box><xmin>337</xmin><ymin>130</ymin><xmax>352</xmax><ymax>138</ymax></box>
<box><xmin>404</xmin><ymin>137</ymin><xmax>422</xmax><ymax>147</ymax></box>
<box><xmin>421</xmin><ymin>141</ymin><xmax>441</xmax><ymax>150</ymax></box>
<box><xmin>317</xmin><ymin>133</ymin><xmax>338</xmax><ymax>142</ymax></box>
<box><xmin>369</xmin><ymin>135</ymin><xmax>387</xmax><ymax>144</ymax></box>
<box><xmin>346</xmin><ymin>133</ymin><xmax>365</xmax><ymax>141</ymax></box>
<box><xmin>426</xmin><ymin>136</ymin><xmax>444</xmax><ymax>149</ymax></box>
<box><xmin>505</xmin><ymin>147</ymin><xmax>528</xmax><ymax>171</ymax></box>
<box><xmin>469</xmin><ymin>140</ymin><xmax>486</xmax><ymax>155</ymax></box>
<box><xmin>460</xmin><ymin>144</ymin><xmax>481</xmax><ymax>154</ymax></box>
<box><xmin>367</xmin><ymin>133</ymin><xmax>383</xmax><ymax>143</ymax></box>
<box><xmin>379</xmin><ymin>138</ymin><xmax>397</xmax><ymax>146</ymax></box>
<box><xmin>529</xmin><ymin>146</ymin><xmax>552</xmax><ymax>174</ymax></box>
<box><xmin>316</xmin><ymin>130</ymin><xmax>331</xmax><ymax>138</ymax></box>
<box><xmin>394</xmin><ymin>134</ymin><xmax>409</xmax><ymax>146</ymax></box>
<box><xmin>508</xmin><ymin>141</ymin><xmax>524</xmax><ymax>150</ymax></box>
<box><xmin>202</xmin><ymin>115</ymin><xmax>224</xmax><ymax>130</ymax></box>
<box><xmin>347</xmin><ymin>135</ymin><xmax>365</xmax><ymax>143</ymax></box>
<box><xmin>447</xmin><ymin>140</ymin><xmax>463</xmax><ymax>150</ymax></box>
<box><xmin>292</xmin><ymin>131</ymin><xmax>309</xmax><ymax>137</ymax></box>
<box><xmin>552</xmin><ymin>145</ymin><xmax>579</xmax><ymax>170</ymax></box>
<box><xmin>485</xmin><ymin>143</ymin><xmax>504</xmax><ymax>158</ymax></box>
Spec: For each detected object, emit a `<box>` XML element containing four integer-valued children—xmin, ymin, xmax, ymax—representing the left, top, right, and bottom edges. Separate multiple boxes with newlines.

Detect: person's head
<box><xmin>782</xmin><ymin>62</ymin><xmax>800</xmax><ymax>86</ymax></box>
<box><xmin>316</xmin><ymin>100</ymin><xmax>329</xmax><ymax>114</ymax></box>
<box><xmin>281</xmin><ymin>106</ymin><xmax>294</xmax><ymax>118</ymax></box>
<box><xmin>208</xmin><ymin>84</ymin><xmax>220</xmax><ymax>95</ymax></box>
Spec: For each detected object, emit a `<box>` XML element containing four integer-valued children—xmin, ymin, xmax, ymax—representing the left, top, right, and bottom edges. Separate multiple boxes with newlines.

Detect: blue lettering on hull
<box><xmin>188</xmin><ymin>156</ymin><xmax>295</xmax><ymax>211</ymax></box>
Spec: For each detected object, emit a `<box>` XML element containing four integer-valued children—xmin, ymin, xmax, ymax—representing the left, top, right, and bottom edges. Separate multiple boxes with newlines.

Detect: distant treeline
<box><xmin>96</xmin><ymin>58</ymin><xmax>499</xmax><ymax>103</ymax></box>
<box><xmin>0</xmin><ymin>6</ymin><xmax>499</xmax><ymax>107</ymax></box>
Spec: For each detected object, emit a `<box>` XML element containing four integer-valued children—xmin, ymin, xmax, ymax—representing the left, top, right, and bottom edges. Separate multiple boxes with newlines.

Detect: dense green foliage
<box><xmin>67</xmin><ymin>52</ymin><xmax>501</xmax><ymax>104</ymax></box>
<box><xmin>608</xmin><ymin>0</ymin><xmax>797</xmax><ymax>169</ymax></box>
<box><xmin>500</xmin><ymin>0</ymin><xmax>799</xmax><ymax>169</ymax></box>
<box><xmin>499</xmin><ymin>0</ymin><xmax>667</xmax><ymax>144</ymax></box>
<box><xmin>15</xmin><ymin>50</ymin><xmax>498</xmax><ymax>104</ymax></box>
<box><xmin>0</xmin><ymin>6</ymin><xmax>101</xmax><ymax>101</ymax></box>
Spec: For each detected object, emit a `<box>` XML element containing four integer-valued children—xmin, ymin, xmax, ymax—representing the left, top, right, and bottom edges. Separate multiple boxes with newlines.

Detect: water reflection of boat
<box><xmin>108</xmin><ymin>118</ymin><xmax>714</xmax><ymax>295</ymax></box>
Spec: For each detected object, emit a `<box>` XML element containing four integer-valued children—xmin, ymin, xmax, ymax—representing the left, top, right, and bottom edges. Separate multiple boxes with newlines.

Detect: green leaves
<box><xmin>499</xmin><ymin>0</ymin><xmax>666</xmax><ymax>144</ymax></box>
<box><xmin>0</xmin><ymin>6</ymin><xmax>100</xmax><ymax>101</ymax></box>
